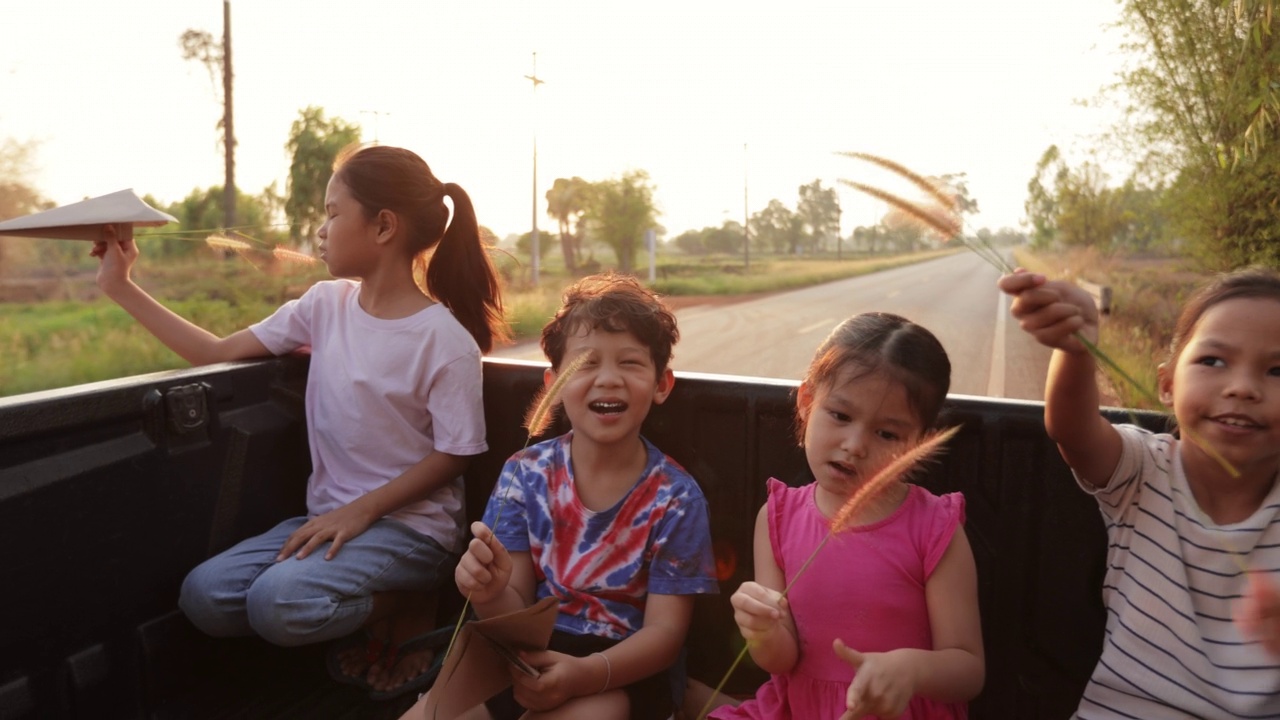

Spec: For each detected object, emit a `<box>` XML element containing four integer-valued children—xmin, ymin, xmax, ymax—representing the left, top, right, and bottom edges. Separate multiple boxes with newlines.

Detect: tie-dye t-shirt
<box><xmin>483</xmin><ymin>431</ymin><xmax>718</xmax><ymax>640</ymax></box>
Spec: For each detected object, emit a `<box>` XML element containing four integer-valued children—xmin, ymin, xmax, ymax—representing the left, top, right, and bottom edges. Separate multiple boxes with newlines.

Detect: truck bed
<box><xmin>0</xmin><ymin>356</ymin><xmax>1156</xmax><ymax>719</ymax></box>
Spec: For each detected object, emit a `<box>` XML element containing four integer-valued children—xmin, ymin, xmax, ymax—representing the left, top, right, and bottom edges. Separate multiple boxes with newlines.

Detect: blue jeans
<box><xmin>179</xmin><ymin>517</ymin><xmax>456</xmax><ymax>647</ymax></box>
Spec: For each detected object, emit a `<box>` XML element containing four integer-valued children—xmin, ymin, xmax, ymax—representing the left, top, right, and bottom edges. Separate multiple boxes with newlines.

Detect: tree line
<box><xmin>1025</xmin><ymin>0</ymin><xmax>1280</xmax><ymax>270</ymax></box>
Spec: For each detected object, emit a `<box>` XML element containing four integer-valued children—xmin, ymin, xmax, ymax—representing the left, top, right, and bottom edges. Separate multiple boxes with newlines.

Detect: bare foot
<box><xmin>367</xmin><ymin>604</ymin><xmax>440</xmax><ymax>696</ymax></box>
<box><xmin>334</xmin><ymin>620</ymin><xmax>391</xmax><ymax>684</ymax></box>
<box><xmin>369</xmin><ymin>645</ymin><xmax>435</xmax><ymax>694</ymax></box>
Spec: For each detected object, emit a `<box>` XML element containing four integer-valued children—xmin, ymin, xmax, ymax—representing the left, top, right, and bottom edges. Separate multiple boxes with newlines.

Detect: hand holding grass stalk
<box><xmin>696</xmin><ymin>426</ymin><xmax>960</xmax><ymax>720</ymax></box>
<box><xmin>438</xmin><ymin>350</ymin><xmax>594</xmax><ymax>677</ymax></box>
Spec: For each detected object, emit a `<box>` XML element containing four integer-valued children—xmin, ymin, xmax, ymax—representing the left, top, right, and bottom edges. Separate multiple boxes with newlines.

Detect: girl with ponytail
<box><xmin>94</xmin><ymin>143</ymin><xmax>510</xmax><ymax>700</ymax></box>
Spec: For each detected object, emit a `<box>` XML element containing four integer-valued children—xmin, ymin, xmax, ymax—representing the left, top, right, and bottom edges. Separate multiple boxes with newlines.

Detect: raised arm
<box><xmin>998</xmin><ymin>270</ymin><xmax>1122</xmax><ymax>486</ymax></box>
<box><xmin>94</xmin><ymin>225</ymin><xmax>270</xmax><ymax>365</ymax></box>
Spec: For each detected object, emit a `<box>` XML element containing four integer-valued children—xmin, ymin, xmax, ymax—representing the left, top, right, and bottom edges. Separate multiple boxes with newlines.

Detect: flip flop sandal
<box><xmin>325</xmin><ymin>628</ymin><xmax>389</xmax><ymax>690</ymax></box>
<box><xmin>366</xmin><ymin>624</ymin><xmax>455</xmax><ymax>702</ymax></box>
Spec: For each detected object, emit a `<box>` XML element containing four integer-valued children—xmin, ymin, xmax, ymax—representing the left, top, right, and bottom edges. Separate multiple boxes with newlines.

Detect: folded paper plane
<box><xmin>423</xmin><ymin>596</ymin><xmax>559</xmax><ymax>719</ymax></box>
<box><xmin>0</xmin><ymin>189</ymin><xmax>177</xmax><ymax>241</ymax></box>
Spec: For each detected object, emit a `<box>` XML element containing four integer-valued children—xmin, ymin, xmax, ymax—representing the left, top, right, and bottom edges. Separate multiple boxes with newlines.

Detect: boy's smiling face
<box><xmin>546</xmin><ymin>325</ymin><xmax>675</xmax><ymax>452</ymax></box>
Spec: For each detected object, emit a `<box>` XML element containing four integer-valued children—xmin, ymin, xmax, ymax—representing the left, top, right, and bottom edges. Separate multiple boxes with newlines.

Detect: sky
<box><xmin>1</xmin><ymin>0</ymin><xmax>1129</xmax><ymax>241</ymax></box>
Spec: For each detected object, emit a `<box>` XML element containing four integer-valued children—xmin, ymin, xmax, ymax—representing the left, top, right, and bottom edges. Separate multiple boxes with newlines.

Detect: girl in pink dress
<box><xmin>712</xmin><ymin>313</ymin><xmax>984</xmax><ymax>720</ymax></box>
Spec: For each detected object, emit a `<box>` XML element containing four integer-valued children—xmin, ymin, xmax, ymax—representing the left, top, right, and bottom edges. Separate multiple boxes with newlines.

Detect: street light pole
<box><xmin>836</xmin><ymin>204</ymin><xmax>842</xmax><ymax>260</ymax></box>
<box><xmin>743</xmin><ymin>142</ymin><xmax>750</xmax><ymax>271</ymax></box>
<box><xmin>525</xmin><ymin>53</ymin><xmax>544</xmax><ymax>287</ymax></box>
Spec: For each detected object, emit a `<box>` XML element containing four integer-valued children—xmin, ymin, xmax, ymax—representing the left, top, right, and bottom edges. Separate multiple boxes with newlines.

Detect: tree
<box><xmin>1115</xmin><ymin>0</ymin><xmax>1280</xmax><ymax>267</ymax></box>
<box><xmin>284</xmin><ymin>107</ymin><xmax>361</xmax><ymax>249</ymax></box>
<box><xmin>178</xmin><ymin>1</ymin><xmax>235</xmax><ymax>229</ymax></box>
<box><xmin>1025</xmin><ymin>145</ymin><xmax>1065</xmax><ymax>249</ymax></box>
<box><xmin>882</xmin><ymin>207</ymin><xmax>926</xmax><ymax>252</ymax></box>
<box><xmin>0</xmin><ymin>139</ymin><xmax>48</xmax><ymax>220</ymax></box>
<box><xmin>545</xmin><ymin>176</ymin><xmax>591</xmax><ymax>272</ymax></box>
<box><xmin>706</xmin><ymin>221</ymin><xmax>746</xmax><ymax>255</ymax></box>
<box><xmin>156</xmin><ymin>185</ymin><xmax>285</xmax><ymax>259</ymax></box>
<box><xmin>671</xmin><ymin>228</ymin><xmax>707</xmax><ymax>255</ymax></box>
<box><xmin>671</xmin><ymin>221</ymin><xmax>750</xmax><ymax>256</ymax></box>
<box><xmin>0</xmin><ymin>139</ymin><xmax>54</xmax><ymax>274</ymax></box>
<box><xmin>582</xmin><ymin>170</ymin><xmax>659</xmax><ymax>273</ymax></box>
<box><xmin>1189</xmin><ymin>0</ymin><xmax>1280</xmax><ymax>165</ymax></box>
<box><xmin>851</xmin><ymin>225</ymin><xmax>882</xmax><ymax>254</ymax></box>
<box><xmin>749</xmin><ymin>200</ymin><xmax>784</xmax><ymax>254</ymax></box>
<box><xmin>796</xmin><ymin>180</ymin><xmax>841</xmax><ymax>253</ymax></box>
<box><xmin>750</xmin><ymin>199</ymin><xmax>803</xmax><ymax>254</ymax></box>
<box><xmin>1053</xmin><ymin>162</ymin><xmax>1121</xmax><ymax>249</ymax></box>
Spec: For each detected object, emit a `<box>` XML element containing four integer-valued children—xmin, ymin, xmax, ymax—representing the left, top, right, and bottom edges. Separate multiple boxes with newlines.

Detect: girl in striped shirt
<box><xmin>999</xmin><ymin>267</ymin><xmax>1280</xmax><ymax>719</ymax></box>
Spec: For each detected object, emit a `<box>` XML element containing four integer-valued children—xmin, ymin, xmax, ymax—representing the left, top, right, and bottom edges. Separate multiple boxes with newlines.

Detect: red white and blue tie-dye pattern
<box><xmin>483</xmin><ymin>432</ymin><xmax>718</xmax><ymax>640</ymax></box>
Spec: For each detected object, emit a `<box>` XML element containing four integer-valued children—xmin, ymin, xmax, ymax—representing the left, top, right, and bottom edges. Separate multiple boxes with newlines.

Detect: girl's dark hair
<box><xmin>1167</xmin><ymin>267</ymin><xmax>1280</xmax><ymax>366</ymax></box>
<box><xmin>333</xmin><ymin>144</ymin><xmax>509</xmax><ymax>353</ymax></box>
<box><xmin>796</xmin><ymin>312</ymin><xmax>951</xmax><ymax>443</ymax></box>
<box><xmin>540</xmin><ymin>272</ymin><xmax>679</xmax><ymax>374</ymax></box>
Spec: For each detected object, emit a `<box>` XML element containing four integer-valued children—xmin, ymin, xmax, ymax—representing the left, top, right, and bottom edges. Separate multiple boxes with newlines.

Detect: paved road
<box><xmin>492</xmin><ymin>253</ymin><xmax>1052</xmax><ymax>402</ymax></box>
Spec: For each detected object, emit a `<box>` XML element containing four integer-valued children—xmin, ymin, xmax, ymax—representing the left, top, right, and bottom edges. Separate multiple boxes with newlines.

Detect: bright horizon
<box><xmin>3</xmin><ymin>0</ymin><xmax>1127</xmax><ymax>243</ymax></box>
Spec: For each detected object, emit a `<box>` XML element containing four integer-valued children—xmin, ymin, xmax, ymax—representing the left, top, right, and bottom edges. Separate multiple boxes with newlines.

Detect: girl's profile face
<box><xmin>1159</xmin><ymin>296</ymin><xmax>1280</xmax><ymax>485</ymax></box>
<box><xmin>316</xmin><ymin>176</ymin><xmax>378</xmax><ymax>279</ymax></box>
<box><xmin>800</xmin><ymin>367</ymin><xmax>921</xmax><ymax>512</ymax></box>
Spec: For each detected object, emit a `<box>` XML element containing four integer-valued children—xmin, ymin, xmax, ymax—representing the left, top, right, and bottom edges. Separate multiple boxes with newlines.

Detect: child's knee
<box><xmin>178</xmin><ymin>564</ymin><xmax>245</xmax><ymax>637</ymax></box>
<box><xmin>530</xmin><ymin>690</ymin><xmax>628</xmax><ymax>719</ymax></box>
<box><xmin>243</xmin><ymin>564</ymin><xmax>368</xmax><ymax>646</ymax></box>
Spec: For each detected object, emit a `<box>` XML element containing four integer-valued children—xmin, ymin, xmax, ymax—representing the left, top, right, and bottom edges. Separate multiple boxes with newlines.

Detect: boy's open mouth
<box><xmin>589</xmin><ymin>400</ymin><xmax>628</xmax><ymax>415</ymax></box>
<box><xmin>1211</xmin><ymin>413</ymin><xmax>1262</xmax><ymax>430</ymax></box>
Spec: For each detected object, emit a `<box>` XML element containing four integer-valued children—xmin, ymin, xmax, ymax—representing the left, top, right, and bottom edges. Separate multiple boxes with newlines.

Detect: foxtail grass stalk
<box><xmin>204</xmin><ymin>234</ymin><xmax>253</xmax><ymax>251</ymax></box>
<box><xmin>272</xmin><ymin>246</ymin><xmax>318</xmax><ymax>265</ymax></box>
<box><xmin>837</xmin><ymin>152</ymin><xmax>959</xmax><ymax>212</ymax></box>
<box><xmin>695</xmin><ymin>427</ymin><xmax>959</xmax><ymax>720</ymax></box>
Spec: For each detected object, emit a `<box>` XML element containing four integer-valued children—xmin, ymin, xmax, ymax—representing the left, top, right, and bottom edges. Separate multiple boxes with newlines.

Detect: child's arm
<box><xmin>454</xmin><ymin>521</ymin><xmax>537</xmax><ymax>618</ymax></box>
<box><xmin>94</xmin><ymin>225</ymin><xmax>270</xmax><ymax>365</ymax></box>
<box><xmin>277</xmin><ymin>451</ymin><xmax>471</xmax><ymax>560</ymax></box>
<box><xmin>729</xmin><ymin>504</ymin><xmax>799</xmax><ymax>673</ymax></box>
<box><xmin>836</xmin><ymin>528</ymin><xmax>984</xmax><ymax>719</ymax></box>
<box><xmin>511</xmin><ymin>593</ymin><xmax>695</xmax><ymax>713</ymax></box>
<box><xmin>998</xmin><ymin>270</ymin><xmax>1122</xmax><ymax>486</ymax></box>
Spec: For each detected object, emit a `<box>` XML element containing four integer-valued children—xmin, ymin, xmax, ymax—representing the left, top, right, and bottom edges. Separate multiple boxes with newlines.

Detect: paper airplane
<box><xmin>0</xmin><ymin>189</ymin><xmax>177</xmax><ymax>241</ymax></box>
<box><xmin>424</xmin><ymin>596</ymin><xmax>559</xmax><ymax>719</ymax></box>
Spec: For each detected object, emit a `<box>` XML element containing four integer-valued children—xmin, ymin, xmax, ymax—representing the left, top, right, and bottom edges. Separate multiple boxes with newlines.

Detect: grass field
<box><xmin>1</xmin><ymin>249</ymin><xmax>956</xmax><ymax>397</ymax></box>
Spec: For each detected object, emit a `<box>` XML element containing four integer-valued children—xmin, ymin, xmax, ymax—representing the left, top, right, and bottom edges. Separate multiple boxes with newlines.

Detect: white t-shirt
<box><xmin>250</xmin><ymin>279</ymin><xmax>486</xmax><ymax>551</ymax></box>
<box><xmin>1075</xmin><ymin>424</ymin><xmax>1280</xmax><ymax>719</ymax></box>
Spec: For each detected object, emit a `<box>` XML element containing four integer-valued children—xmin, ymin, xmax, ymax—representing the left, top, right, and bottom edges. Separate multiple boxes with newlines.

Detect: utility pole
<box><xmin>835</xmin><ymin>204</ymin><xmax>842</xmax><ymax>260</ymax></box>
<box><xmin>743</xmin><ymin>142</ymin><xmax>750</xmax><ymax>271</ymax></box>
<box><xmin>222</xmin><ymin>0</ymin><xmax>235</xmax><ymax>230</ymax></box>
<box><xmin>360</xmin><ymin>110</ymin><xmax>390</xmax><ymax>144</ymax></box>
<box><xmin>525</xmin><ymin>53</ymin><xmax>544</xmax><ymax>286</ymax></box>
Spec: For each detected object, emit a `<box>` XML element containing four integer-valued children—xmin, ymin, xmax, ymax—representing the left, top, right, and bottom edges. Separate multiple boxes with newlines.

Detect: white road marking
<box><xmin>987</xmin><ymin>290</ymin><xmax>1008</xmax><ymax>397</ymax></box>
<box><xmin>797</xmin><ymin>318</ymin><xmax>834</xmax><ymax>335</ymax></box>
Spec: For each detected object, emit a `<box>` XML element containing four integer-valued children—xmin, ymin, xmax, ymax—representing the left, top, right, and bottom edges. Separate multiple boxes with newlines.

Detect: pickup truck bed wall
<box><xmin>0</xmin><ymin>356</ymin><xmax>1157</xmax><ymax>719</ymax></box>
